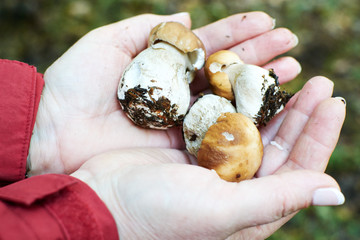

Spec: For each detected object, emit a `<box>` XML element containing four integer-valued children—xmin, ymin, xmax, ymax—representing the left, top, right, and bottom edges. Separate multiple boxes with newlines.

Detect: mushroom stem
<box><xmin>118</xmin><ymin>42</ymin><xmax>192</xmax><ymax>129</ymax></box>
<box><xmin>224</xmin><ymin>63</ymin><xmax>292</xmax><ymax>126</ymax></box>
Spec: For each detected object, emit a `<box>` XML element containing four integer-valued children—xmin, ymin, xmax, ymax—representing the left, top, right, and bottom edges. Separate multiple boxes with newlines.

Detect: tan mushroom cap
<box><xmin>149</xmin><ymin>21</ymin><xmax>205</xmax><ymax>54</ymax></box>
<box><xmin>197</xmin><ymin>112</ymin><xmax>263</xmax><ymax>182</ymax></box>
<box><xmin>204</xmin><ymin>50</ymin><xmax>243</xmax><ymax>101</ymax></box>
<box><xmin>148</xmin><ymin>21</ymin><xmax>206</xmax><ymax>70</ymax></box>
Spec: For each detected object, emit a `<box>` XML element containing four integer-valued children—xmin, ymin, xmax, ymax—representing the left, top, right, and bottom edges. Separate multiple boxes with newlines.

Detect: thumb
<box><xmin>93</xmin><ymin>12</ymin><xmax>192</xmax><ymax>58</ymax></box>
<box><xmin>214</xmin><ymin>170</ymin><xmax>344</xmax><ymax>234</ymax></box>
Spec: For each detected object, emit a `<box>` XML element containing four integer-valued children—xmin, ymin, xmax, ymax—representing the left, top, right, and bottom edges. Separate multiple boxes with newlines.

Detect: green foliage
<box><xmin>1</xmin><ymin>0</ymin><xmax>359</xmax><ymax>239</ymax></box>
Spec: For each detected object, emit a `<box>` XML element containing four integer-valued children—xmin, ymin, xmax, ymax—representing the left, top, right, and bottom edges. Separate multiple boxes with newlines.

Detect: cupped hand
<box><xmin>29</xmin><ymin>12</ymin><xmax>300</xmax><ymax>175</ymax></box>
<box><xmin>71</xmin><ymin>78</ymin><xmax>345</xmax><ymax>239</ymax></box>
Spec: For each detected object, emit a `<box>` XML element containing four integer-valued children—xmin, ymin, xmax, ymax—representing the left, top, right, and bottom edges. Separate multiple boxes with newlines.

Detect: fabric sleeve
<box><xmin>0</xmin><ymin>174</ymin><xmax>119</xmax><ymax>239</ymax></box>
<box><xmin>0</xmin><ymin>59</ymin><xmax>44</xmax><ymax>185</ymax></box>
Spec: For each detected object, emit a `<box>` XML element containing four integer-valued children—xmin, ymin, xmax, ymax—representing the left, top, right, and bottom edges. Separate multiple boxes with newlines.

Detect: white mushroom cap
<box><xmin>118</xmin><ymin>42</ymin><xmax>192</xmax><ymax>129</ymax></box>
<box><xmin>183</xmin><ymin>94</ymin><xmax>236</xmax><ymax>156</ymax></box>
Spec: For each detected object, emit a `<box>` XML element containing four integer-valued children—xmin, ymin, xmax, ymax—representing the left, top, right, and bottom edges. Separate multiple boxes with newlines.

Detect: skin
<box><xmin>28</xmin><ymin>12</ymin><xmax>346</xmax><ymax>239</ymax></box>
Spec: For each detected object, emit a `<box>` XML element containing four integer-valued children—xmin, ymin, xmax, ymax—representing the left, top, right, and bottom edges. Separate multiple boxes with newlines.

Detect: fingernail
<box><xmin>312</xmin><ymin>188</ymin><xmax>345</xmax><ymax>206</ymax></box>
<box><xmin>292</xmin><ymin>33</ymin><xmax>299</xmax><ymax>47</ymax></box>
<box><xmin>335</xmin><ymin>96</ymin><xmax>346</xmax><ymax>105</ymax></box>
<box><xmin>297</xmin><ymin>63</ymin><xmax>302</xmax><ymax>74</ymax></box>
<box><xmin>272</xmin><ymin>18</ymin><xmax>276</xmax><ymax>29</ymax></box>
<box><xmin>172</xmin><ymin>12</ymin><xmax>190</xmax><ymax>17</ymax></box>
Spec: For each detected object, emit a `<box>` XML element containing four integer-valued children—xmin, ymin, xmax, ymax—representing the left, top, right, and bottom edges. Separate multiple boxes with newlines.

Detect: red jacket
<box><xmin>0</xmin><ymin>59</ymin><xmax>118</xmax><ymax>239</ymax></box>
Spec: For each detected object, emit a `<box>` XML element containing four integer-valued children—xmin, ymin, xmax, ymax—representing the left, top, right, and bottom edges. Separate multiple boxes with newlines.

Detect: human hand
<box><xmin>29</xmin><ymin>12</ymin><xmax>300</xmax><ymax>175</ymax></box>
<box><xmin>71</xmin><ymin>76</ymin><xmax>345</xmax><ymax>240</ymax></box>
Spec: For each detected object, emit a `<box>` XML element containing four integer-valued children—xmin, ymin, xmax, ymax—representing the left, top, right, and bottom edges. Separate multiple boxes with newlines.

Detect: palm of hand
<box><xmin>76</xmin><ymin>149</ymin><xmax>238</xmax><ymax>240</ymax></box>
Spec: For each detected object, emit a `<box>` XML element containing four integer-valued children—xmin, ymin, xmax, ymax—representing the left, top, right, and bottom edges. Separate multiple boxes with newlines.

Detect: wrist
<box><xmin>28</xmin><ymin>95</ymin><xmax>64</xmax><ymax>176</ymax></box>
<box><xmin>71</xmin><ymin>163</ymin><xmax>125</xmax><ymax>238</ymax></box>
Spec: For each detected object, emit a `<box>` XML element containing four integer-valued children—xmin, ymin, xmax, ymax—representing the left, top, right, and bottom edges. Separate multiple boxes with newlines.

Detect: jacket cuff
<box><xmin>0</xmin><ymin>174</ymin><xmax>119</xmax><ymax>239</ymax></box>
<box><xmin>0</xmin><ymin>60</ymin><xmax>44</xmax><ymax>184</ymax></box>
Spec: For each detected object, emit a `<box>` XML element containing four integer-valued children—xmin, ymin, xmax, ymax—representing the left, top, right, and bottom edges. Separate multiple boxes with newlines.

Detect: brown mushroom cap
<box><xmin>148</xmin><ymin>21</ymin><xmax>206</xmax><ymax>70</ymax></box>
<box><xmin>204</xmin><ymin>50</ymin><xmax>243</xmax><ymax>101</ymax></box>
<box><xmin>197</xmin><ymin>112</ymin><xmax>263</xmax><ymax>182</ymax></box>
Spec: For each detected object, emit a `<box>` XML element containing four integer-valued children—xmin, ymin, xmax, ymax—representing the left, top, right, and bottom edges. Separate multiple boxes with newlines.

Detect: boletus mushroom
<box><xmin>205</xmin><ymin>50</ymin><xmax>292</xmax><ymax>127</ymax></box>
<box><xmin>183</xmin><ymin>94</ymin><xmax>263</xmax><ymax>182</ymax></box>
<box><xmin>118</xmin><ymin>22</ymin><xmax>206</xmax><ymax>129</ymax></box>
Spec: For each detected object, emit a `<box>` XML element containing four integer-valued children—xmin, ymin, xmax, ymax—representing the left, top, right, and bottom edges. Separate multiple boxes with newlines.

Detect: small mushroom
<box><xmin>183</xmin><ymin>94</ymin><xmax>263</xmax><ymax>182</ymax></box>
<box><xmin>118</xmin><ymin>22</ymin><xmax>206</xmax><ymax>129</ymax></box>
<box><xmin>204</xmin><ymin>50</ymin><xmax>243</xmax><ymax>101</ymax></box>
<box><xmin>205</xmin><ymin>50</ymin><xmax>292</xmax><ymax>126</ymax></box>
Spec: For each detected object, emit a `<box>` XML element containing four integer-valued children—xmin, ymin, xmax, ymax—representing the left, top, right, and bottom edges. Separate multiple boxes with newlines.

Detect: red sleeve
<box><xmin>0</xmin><ymin>60</ymin><xmax>119</xmax><ymax>239</ymax></box>
<box><xmin>0</xmin><ymin>59</ymin><xmax>44</xmax><ymax>184</ymax></box>
<box><xmin>0</xmin><ymin>174</ymin><xmax>119</xmax><ymax>239</ymax></box>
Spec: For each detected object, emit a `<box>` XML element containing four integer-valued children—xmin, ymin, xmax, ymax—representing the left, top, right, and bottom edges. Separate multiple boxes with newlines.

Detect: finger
<box><xmin>87</xmin><ymin>12</ymin><xmax>192</xmax><ymax>58</ymax></box>
<box><xmin>193</xmin><ymin>11</ymin><xmax>275</xmax><ymax>56</ymax></box>
<box><xmin>216</xmin><ymin>170</ymin><xmax>344</xmax><ymax>239</ymax></box>
<box><xmin>226</xmin><ymin>213</ymin><xmax>295</xmax><ymax>240</ymax></box>
<box><xmin>262</xmin><ymin>56</ymin><xmax>302</xmax><ymax>84</ymax></box>
<box><xmin>230</xmin><ymin>28</ymin><xmax>299</xmax><ymax>66</ymax></box>
<box><xmin>278</xmin><ymin>97</ymin><xmax>346</xmax><ymax>173</ymax></box>
<box><xmin>257</xmin><ymin>76</ymin><xmax>334</xmax><ymax>177</ymax></box>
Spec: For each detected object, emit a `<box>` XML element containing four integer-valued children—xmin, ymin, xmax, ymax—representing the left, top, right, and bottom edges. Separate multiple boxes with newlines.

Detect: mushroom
<box><xmin>204</xmin><ymin>50</ymin><xmax>243</xmax><ymax>101</ymax></box>
<box><xmin>205</xmin><ymin>50</ymin><xmax>292</xmax><ymax>127</ymax></box>
<box><xmin>183</xmin><ymin>94</ymin><xmax>263</xmax><ymax>182</ymax></box>
<box><xmin>118</xmin><ymin>22</ymin><xmax>206</xmax><ymax>129</ymax></box>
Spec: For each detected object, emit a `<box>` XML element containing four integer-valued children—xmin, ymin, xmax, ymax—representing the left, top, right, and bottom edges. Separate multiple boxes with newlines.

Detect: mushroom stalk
<box><xmin>118</xmin><ymin>42</ymin><xmax>192</xmax><ymax>129</ymax></box>
<box><xmin>224</xmin><ymin>63</ymin><xmax>291</xmax><ymax>126</ymax></box>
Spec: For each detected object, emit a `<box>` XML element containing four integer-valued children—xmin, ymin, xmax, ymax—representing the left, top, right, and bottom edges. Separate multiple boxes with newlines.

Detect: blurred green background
<box><xmin>1</xmin><ymin>0</ymin><xmax>359</xmax><ymax>239</ymax></box>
